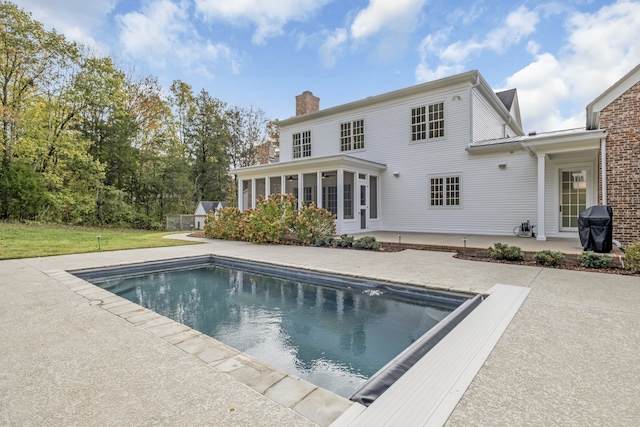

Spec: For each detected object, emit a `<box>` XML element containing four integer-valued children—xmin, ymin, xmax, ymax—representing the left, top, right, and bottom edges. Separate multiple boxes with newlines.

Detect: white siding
<box><xmin>270</xmin><ymin>80</ymin><xmax>536</xmax><ymax>236</ymax></box>
<box><xmin>471</xmin><ymin>90</ymin><xmax>509</xmax><ymax>142</ymax></box>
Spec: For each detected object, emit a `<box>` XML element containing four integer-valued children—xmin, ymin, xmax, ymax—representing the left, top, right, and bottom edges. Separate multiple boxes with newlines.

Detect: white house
<box><xmin>194</xmin><ymin>201</ymin><xmax>228</xmax><ymax>230</ymax></box>
<box><xmin>233</xmin><ymin>68</ymin><xmax>630</xmax><ymax>241</ymax></box>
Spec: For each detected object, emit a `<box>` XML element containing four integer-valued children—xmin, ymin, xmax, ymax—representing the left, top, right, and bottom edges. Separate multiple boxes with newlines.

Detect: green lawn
<box><xmin>0</xmin><ymin>222</ymin><xmax>203</xmax><ymax>260</ymax></box>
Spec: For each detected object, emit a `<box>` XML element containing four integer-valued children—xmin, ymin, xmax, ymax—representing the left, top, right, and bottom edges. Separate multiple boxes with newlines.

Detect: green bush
<box><xmin>243</xmin><ymin>194</ymin><xmax>297</xmax><ymax>244</ymax></box>
<box><xmin>314</xmin><ymin>235</ymin><xmax>335</xmax><ymax>247</ymax></box>
<box><xmin>353</xmin><ymin>236</ymin><xmax>381</xmax><ymax>250</ymax></box>
<box><xmin>205</xmin><ymin>194</ymin><xmax>337</xmax><ymax>246</ymax></box>
<box><xmin>623</xmin><ymin>241</ymin><xmax>640</xmax><ymax>273</ymax></box>
<box><xmin>488</xmin><ymin>242</ymin><xmax>524</xmax><ymax>261</ymax></box>
<box><xmin>579</xmin><ymin>251</ymin><xmax>612</xmax><ymax>269</ymax></box>
<box><xmin>336</xmin><ymin>234</ymin><xmax>355</xmax><ymax>248</ymax></box>
<box><xmin>533</xmin><ymin>250</ymin><xmax>566</xmax><ymax>266</ymax></box>
<box><xmin>292</xmin><ymin>203</ymin><xmax>336</xmax><ymax>245</ymax></box>
<box><xmin>204</xmin><ymin>206</ymin><xmax>245</xmax><ymax>241</ymax></box>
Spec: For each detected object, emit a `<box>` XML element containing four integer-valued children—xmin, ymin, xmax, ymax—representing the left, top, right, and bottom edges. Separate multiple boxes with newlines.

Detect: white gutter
<box><xmin>601</xmin><ymin>138</ymin><xmax>607</xmax><ymax>205</ymax></box>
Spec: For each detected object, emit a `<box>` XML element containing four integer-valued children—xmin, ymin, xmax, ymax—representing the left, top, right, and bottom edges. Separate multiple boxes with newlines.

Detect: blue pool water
<box><xmin>95</xmin><ymin>263</ymin><xmax>464</xmax><ymax>397</ymax></box>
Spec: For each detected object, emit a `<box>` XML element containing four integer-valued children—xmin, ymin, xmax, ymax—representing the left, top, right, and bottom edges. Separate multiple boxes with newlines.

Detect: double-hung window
<box><xmin>293</xmin><ymin>130</ymin><xmax>311</xmax><ymax>158</ymax></box>
<box><xmin>412</xmin><ymin>102</ymin><xmax>444</xmax><ymax>141</ymax></box>
<box><xmin>340</xmin><ymin>120</ymin><xmax>364</xmax><ymax>151</ymax></box>
<box><xmin>430</xmin><ymin>176</ymin><xmax>460</xmax><ymax>207</ymax></box>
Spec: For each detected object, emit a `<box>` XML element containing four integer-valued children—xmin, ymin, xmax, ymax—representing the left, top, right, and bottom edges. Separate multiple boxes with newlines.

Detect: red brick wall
<box><xmin>599</xmin><ymin>81</ymin><xmax>640</xmax><ymax>245</ymax></box>
<box><xmin>295</xmin><ymin>91</ymin><xmax>320</xmax><ymax>116</ymax></box>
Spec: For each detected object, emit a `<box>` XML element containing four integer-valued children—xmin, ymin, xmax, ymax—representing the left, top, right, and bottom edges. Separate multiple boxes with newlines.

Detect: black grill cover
<box><xmin>578</xmin><ymin>206</ymin><xmax>613</xmax><ymax>253</ymax></box>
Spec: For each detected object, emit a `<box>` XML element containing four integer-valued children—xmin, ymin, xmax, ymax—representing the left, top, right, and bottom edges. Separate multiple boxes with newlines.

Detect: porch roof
<box><xmin>233</xmin><ymin>154</ymin><xmax>387</xmax><ymax>178</ymax></box>
<box><xmin>466</xmin><ymin>128</ymin><xmax>607</xmax><ymax>155</ymax></box>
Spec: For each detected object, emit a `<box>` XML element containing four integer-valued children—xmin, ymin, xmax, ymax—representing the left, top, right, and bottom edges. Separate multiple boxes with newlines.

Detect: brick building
<box><xmin>587</xmin><ymin>64</ymin><xmax>640</xmax><ymax>245</ymax></box>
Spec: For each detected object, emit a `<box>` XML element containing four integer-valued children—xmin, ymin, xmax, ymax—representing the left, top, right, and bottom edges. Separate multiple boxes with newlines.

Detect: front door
<box><xmin>560</xmin><ymin>169</ymin><xmax>587</xmax><ymax>231</ymax></box>
<box><xmin>358</xmin><ymin>175</ymin><xmax>367</xmax><ymax>230</ymax></box>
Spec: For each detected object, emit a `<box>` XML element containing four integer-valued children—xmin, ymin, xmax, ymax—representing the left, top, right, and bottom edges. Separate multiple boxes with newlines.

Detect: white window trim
<box><xmin>410</xmin><ymin>101</ymin><xmax>446</xmax><ymax>144</ymax></box>
<box><xmin>428</xmin><ymin>173</ymin><xmax>462</xmax><ymax>209</ymax></box>
<box><xmin>293</xmin><ymin>130</ymin><xmax>312</xmax><ymax>159</ymax></box>
<box><xmin>340</xmin><ymin>119</ymin><xmax>365</xmax><ymax>152</ymax></box>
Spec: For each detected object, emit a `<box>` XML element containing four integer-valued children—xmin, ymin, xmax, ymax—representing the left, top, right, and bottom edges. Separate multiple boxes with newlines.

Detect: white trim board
<box><xmin>330</xmin><ymin>284</ymin><xmax>531</xmax><ymax>427</ymax></box>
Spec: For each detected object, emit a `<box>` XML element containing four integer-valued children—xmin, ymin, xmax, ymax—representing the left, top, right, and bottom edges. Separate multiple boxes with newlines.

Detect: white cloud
<box><xmin>117</xmin><ymin>0</ymin><xmax>240</xmax><ymax>74</ymax></box>
<box><xmin>505</xmin><ymin>53</ymin><xmax>571</xmax><ymax>131</ymax></box>
<box><xmin>505</xmin><ymin>0</ymin><xmax>640</xmax><ymax>132</ymax></box>
<box><xmin>11</xmin><ymin>0</ymin><xmax>116</xmax><ymax>54</ymax></box>
<box><xmin>194</xmin><ymin>0</ymin><xmax>332</xmax><ymax>45</ymax></box>
<box><xmin>415</xmin><ymin>6</ymin><xmax>540</xmax><ymax>84</ymax></box>
<box><xmin>319</xmin><ymin>28</ymin><xmax>348</xmax><ymax>68</ymax></box>
<box><xmin>350</xmin><ymin>0</ymin><xmax>428</xmax><ymax>40</ymax></box>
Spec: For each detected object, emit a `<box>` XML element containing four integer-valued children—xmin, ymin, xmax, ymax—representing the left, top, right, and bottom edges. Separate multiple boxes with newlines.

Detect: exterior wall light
<box><xmin>393</xmin><ymin>171</ymin><xmax>400</xmax><ymax>177</ymax></box>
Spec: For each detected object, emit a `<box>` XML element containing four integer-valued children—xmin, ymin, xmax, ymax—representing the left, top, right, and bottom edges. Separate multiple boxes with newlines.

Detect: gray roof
<box><xmin>467</xmin><ymin>128</ymin><xmax>606</xmax><ymax>152</ymax></box>
<box><xmin>495</xmin><ymin>89</ymin><xmax>516</xmax><ymax>111</ymax></box>
<box><xmin>199</xmin><ymin>201</ymin><xmax>228</xmax><ymax>213</ymax></box>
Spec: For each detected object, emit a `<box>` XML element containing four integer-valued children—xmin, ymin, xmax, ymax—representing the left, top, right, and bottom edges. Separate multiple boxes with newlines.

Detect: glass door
<box><xmin>358</xmin><ymin>174</ymin><xmax>367</xmax><ymax>230</ymax></box>
<box><xmin>560</xmin><ymin>169</ymin><xmax>587</xmax><ymax>230</ymax></box>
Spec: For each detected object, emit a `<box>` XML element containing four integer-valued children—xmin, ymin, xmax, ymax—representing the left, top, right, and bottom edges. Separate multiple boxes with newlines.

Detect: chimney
<box><xmin>295</xmin><ymin>91</ymin><xmax>320</xmax><ymax>116</ymax></box>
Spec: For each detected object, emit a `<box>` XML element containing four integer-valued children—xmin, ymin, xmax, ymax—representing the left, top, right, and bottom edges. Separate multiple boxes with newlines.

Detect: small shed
<box><xmin>194</xmin><ymin>201</ymin><xmax>228</xmax><ymax>230</ymax></box>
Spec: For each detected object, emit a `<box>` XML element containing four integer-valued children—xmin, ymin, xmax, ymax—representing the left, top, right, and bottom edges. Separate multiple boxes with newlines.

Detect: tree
<box><xmin>0</xmin><ymin>1</ymin><xmax>79</xmax><ymax>218</ymax></box>
<box><xmin>187</xmin><ymin>89</ymin><xmax>230</xmax><ymax>202</ymax></box>
<box><xmin>226</xmin><ymin>105</ymin><xmax>272</xmax><ymax>169</ymax></box>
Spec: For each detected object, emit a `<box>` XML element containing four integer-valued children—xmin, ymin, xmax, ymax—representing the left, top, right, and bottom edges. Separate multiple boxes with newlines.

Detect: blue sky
<box><xmin>12</xmin><ymin>0</ymin><xmax>640</xmax><ymax>133</ymax></box>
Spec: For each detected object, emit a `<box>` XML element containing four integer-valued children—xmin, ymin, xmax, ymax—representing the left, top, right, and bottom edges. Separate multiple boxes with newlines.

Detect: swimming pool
<box><xmin>74</xmin><ymin>256</ymin><xmax>473</xmax><ymax>399</ymax></box>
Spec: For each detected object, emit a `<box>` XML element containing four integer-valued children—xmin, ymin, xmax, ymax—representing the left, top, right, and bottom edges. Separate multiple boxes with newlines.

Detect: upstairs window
<box><xmin>293</xmin><ymin>130</ymin><xmax>311</xmax><ymax>158</ymax></box>
<box><xmin>340</xmin><ymin>120</ymin><xmax>364</xmax><ymax>151</ymax></box>
<box><xmin>412</xmin><ymin>102</ymin><xmax>444</xmax><ymax>141</ymax></box>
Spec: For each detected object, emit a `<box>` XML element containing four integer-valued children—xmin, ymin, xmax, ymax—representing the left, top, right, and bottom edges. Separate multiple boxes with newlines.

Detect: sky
<box><xmin>11</xmin><ymin>0</ymin><xmax>640</xmax><ymax>133</ymax></box>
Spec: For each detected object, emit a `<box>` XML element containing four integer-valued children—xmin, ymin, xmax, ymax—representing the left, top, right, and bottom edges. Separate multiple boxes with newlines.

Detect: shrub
<box><xmin>488</xmin><ymin>242</ymin><xmax>524</xmax><ymax>261</ymax></box>
<box><xmin>314</xmin><ymin>235</ymin><xmax>335</xmax><ymax>247</ymax></box>
<box><xmin>292</xmin><ymin>203</ymin><xmax>336</xmax><ymax>245</ymax></box>
<box><xmin>623</xmin><ymin>241</ymin><xmax>640</xmax><ymax>273</ymax></box>
<box><xmin>336</xmin><ymin>234</ymin><xmax>355</xmax><ymax>248</ymax></box>
<box><xmin>204</xmin><ymin>206</ymin><xmax>245</xmax><ymax>241</ymax></box>
<box><xmin>579</xmin><ymin>251</ymin><xmax>612</xmax><ymax>269</ymax></box>
<box><xmin>353</xmin><ymin>236</ymin><xmax>381</xmax><ymax>250</ymax></box>
<box><xmin>243</xmin><ymin>194</ymin><xmax>297</xmax><ymax>244</ymax></box>
<box><xmin>533</xmin><ymin>250</ymin><xmax>566</xmax><ymax>266</ymax></box>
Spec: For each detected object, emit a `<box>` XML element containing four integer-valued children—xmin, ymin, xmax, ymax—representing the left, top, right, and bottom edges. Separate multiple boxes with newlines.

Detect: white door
<box><xmin>358</xmin><ymin>174</ymin><xmax>368</xmax><ymax>230</ymax></box>
<box><xmin>559</xmin><ymin>168</ymin><xmax>588</xmax><ymax>231</ymax></box>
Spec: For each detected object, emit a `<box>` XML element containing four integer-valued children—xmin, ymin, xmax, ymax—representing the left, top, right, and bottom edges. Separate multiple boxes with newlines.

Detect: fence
<box><xmin>166</xmin><ymin>214</ymin><xmax>196</xmax><ymax>232</ymax></box>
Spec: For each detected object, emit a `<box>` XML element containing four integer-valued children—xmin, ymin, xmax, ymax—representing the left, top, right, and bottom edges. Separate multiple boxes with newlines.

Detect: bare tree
<box><xmin>226</xmin><ymin>106</ymin><xmax>272</xmax><ymax>169</ymax></box>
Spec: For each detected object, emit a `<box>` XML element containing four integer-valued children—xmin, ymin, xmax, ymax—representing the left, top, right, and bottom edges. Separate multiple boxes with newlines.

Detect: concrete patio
<box><xmin>1</xmin><ymin>236</ymin><xmax>638</xmax><ymax>426</ymax></box>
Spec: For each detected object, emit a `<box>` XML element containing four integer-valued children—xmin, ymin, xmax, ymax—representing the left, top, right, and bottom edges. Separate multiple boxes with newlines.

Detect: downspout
<box><xmin>503</xmin><ymin>116</ymin><xmax>512</xmax><ymax>138</ymax></box>
<box><xmin>469</xmin><ymin>73</ymin><xmax>480</xmax><ymax>143</ymax></box>
<box><xmin>600</xmin><ymin>138</ymin><xmax>607</xmax><ymax>205</ymax></box>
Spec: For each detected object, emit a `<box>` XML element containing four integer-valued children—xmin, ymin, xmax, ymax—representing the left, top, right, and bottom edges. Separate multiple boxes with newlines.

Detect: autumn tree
<box><xmin>0</xmin><ymin>1</ymin><xmax>79</xmax><ymax>219</ymax></box>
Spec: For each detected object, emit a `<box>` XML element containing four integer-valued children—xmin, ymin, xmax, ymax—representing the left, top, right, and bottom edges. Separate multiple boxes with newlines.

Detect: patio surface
<box><xmin>1</xmin><ymin>234</ymin><xmax>639</xmax><ymax>426</ymax></box>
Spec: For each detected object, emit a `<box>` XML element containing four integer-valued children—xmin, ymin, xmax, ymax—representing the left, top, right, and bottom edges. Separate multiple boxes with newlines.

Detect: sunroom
<box><xmin>233</xmin><ymin>154</ymin><xmax>387</xmax><ymax>235</ymax></box>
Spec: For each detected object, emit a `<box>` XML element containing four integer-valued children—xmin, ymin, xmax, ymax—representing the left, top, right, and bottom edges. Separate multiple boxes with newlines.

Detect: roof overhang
<box><xmin>521</xmin><ymin>129</ymin><xmax>607</xmax><ymax>156</ymax></box>
<box><xmin>467</xmin><ymin>128</ymin><xmax>607</xmax><ymax>156</ymax></box>
<box><xmin>586</xmin><ymin>64</ymin><xmax>640</xmax><ymax>129</ymax></box>
<box><xmin>233</xmin><ymin>154</ymin><xmax>387</xmax><ymax>178</ymax></box>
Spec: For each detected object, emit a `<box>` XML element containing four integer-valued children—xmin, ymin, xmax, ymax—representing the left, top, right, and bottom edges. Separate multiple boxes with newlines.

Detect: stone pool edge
<box><xmin>44</xmin><ymin>268</ymin><xmax>357</xmax><ymax>427</ymax></box>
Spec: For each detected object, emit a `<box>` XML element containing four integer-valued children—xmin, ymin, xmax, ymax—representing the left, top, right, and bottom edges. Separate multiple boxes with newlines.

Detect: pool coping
<box><xmin>46</xmin><ymin>253</ymin><xmax>530</xmax><ymax>427</ymax></box>
<box><xmin>45</xmin><ymin>267</ymin><xmax>354</xmax><ymax>427</ymax></box>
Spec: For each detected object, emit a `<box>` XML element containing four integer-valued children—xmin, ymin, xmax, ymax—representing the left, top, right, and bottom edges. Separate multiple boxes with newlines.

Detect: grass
<box><xmin>0</xmin><ymin>222</ymin><xmax>202</xmax><ymax>260</ymax></box>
